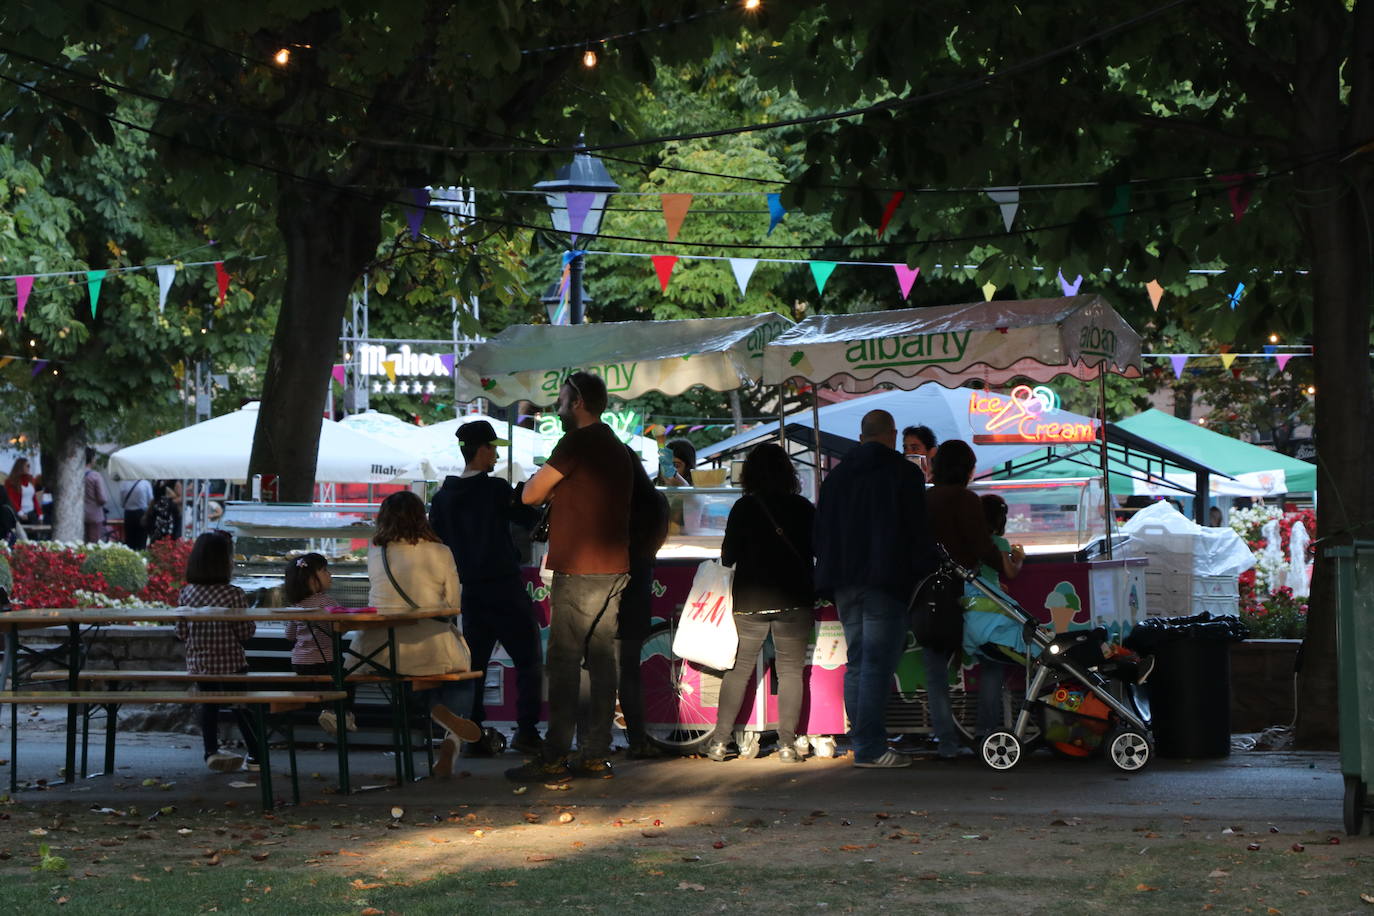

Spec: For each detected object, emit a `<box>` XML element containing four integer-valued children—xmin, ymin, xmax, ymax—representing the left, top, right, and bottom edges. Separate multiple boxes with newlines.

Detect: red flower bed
<box><xmin>8</xmin><ymin>543</ymin><xmax>113</xmax><ymax>609</ymax></box>
<box><xmin>141</xmin><ymin>538</ymin><xmax>193</xmax><ymax>605</ymax></box>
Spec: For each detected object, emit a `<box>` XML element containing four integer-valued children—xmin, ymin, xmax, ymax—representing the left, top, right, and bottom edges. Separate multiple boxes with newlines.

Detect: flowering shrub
<box><xmin>3</xmin><ymin>538</ymin><xmax>193</xmax><ymax>609</ymax></box>
<box><xmin>1229</xmin><ymin>507</ymin><xmax>1316</xmax><ymax>638</ymax></box>
<box><xmin>80</xmin><ymin>543</ymin><xmax>149</xmax><ymax>594</ymax></box>
<box><xmin>7</xmin><ymin>542</ymin><xmax>113</xmax><ymax>608</ymax></box>
<box><xmin>142</xmin><ymin>538</ymin><xmax>193</xmax><ymax>605</ymax></box>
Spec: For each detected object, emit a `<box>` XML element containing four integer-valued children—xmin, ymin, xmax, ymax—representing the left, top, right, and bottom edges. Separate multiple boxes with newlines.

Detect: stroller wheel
<box><xmin>1107</xmin><ymin>728</ymin><xmax>1152</xmax><ymax>772</ymax></box>
<box><xmin>981</xmin><ymin>731</ymin><xmax>1022</xmax><ymax>770</ymax></box>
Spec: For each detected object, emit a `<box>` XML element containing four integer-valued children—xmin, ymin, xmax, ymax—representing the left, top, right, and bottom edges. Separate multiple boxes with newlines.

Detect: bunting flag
<box><xmin>1109</xmin><ymin>184</ymin><xmax>1131</xmax><ymax>235</ymax></box>
<box><xmin>986</xmin><ymin>187</ymin><xmax>1020</xmax><ymax>232</ymax></box>
<box><xmin>981</xmin><ymin>281</ymin><xmax>997</xmax><ymax>302</ymax></box>
<box><xmin>809</xmin><ymin>261</ymin><xmax>837</xmax><ymax>297</ymax></box>
<box><xmin>31</xmin><ymin>359</ymin><xmax>48</xmax><ymax>377</ymax></box>
<box><xmin>439</xmin><ymin>353</ymin><xmax>455</xmax><ymax>376</ymax></box>
<box><xmin>660</xmin><ymin>193</ymin><xmax>692</xmax><ymax>241</ymax></box>
<box><xmin>1146</xmin><ymin>279</ymin><xmax>1164</xmax><ymax>311</ymax></box>
<box><xmin>407</xmin><ymin>188</ymin><xmax>429</xmax><ymax>239</ymax></box>
<box><xmin>14</xmin><ymin>275</ymin><xmax>33</xmax><ymax>321</ymax></box>
<box><xmin>766</xmin><ymin>193</ymin><xmax>786</xmax><ymax>235</ymax></box>
<box><xmin>549</xmin><ymin>262</ymin><xmax>572</xmax><ymax>325</ymax></box>
<box><xmin>565</xmin><ymin>192</ymin><xmax>594</xmax><ymax>242</ymax></box>
<box><xmin>1227</xmin><ymin>282</ymin><xmax>1246</xmax><ymax>310</ymax></box>
<box><xmin>0</xmin><ymin>357</ymin><xmax>12</xmax><ymax>370</ymax></box>
<box><xmin>1057</xmin><ymin>269</ymin><xmax>1083</xmax><ymax>297</ymax></box>
<box><xmin>729</xmin><ymin>258</ymin><xmax>758</xmax><ymax>298</ymax></box>
<box><xmin>330</xmin><ymin>364</ymin><xmax>346</xmax><ymax>388</ymax></box>
<box><xmin>894</xmin><ymin>264</ymin><xmax>920</xmax><ymax>300</ymax></box>
<box><xmin>1262</xmin><ymin>344</ymin><xmax>1276</xmax><ymax>355</ymax></box>
<box><xmin>156</xmin><ymin>265</ymin><xmax>176</xmax><ymax>313</ymax></box>
<box><xmin>86</xmin><ymin>270</ymin><xmax>106</xmax><ymax>318</ymax></box>
<box><xmin>1170</xmin><ymin>355</ymin><xmax>1188</xmax><ymax>378</ymax></box>
<box><xmin>172</xmin><ymin>361</ymin><xmax>185</xmax><ymax>383</ymax></box>
<box><xmin>877</xmin><ymin>191</ymin><xmax>904</xmax><ymax>238</ymax></box>
<box><xmin>1219</xmin><ymin>173</ymin><xmax>1255</xmax><ymax>222</ymax></box>
<box><xmin>1275</xmin><ymin>354</ymin><xmax>1293</xmax><ymax>371</ymax></box>
<box><xmin>382</xmin><ymin>360</ymin><xmax>397</xmax><ymax>383</ymax></box>
<box><xmin>214</xmin><ymin>261</ymin><xmax>230</xmax><ymax>304</ymax></box>
<box><xmin>1219</xmin><ymin>353</ymin><xmax>1238</xmax><ymax>370</ymax></box>
<box><xmin>651</xmin><ymin>255</ymin><xmax>679</xmax><ymax>293</ymax></box>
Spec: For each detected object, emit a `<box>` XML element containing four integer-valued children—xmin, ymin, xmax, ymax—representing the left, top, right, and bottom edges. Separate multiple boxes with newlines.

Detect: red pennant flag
<box><xmin>661</xmin><ymin>194</ymin><xmax>693</xmax><ymax>242</ymax></box>
<box><xmin>214</xmin><ymin>261</ymin><xmax>230</xmax><ymax>304</ymax></box>
<box><xmin>651</xmin><ymin>255</ymin><xmax>679</xmax><ymax>293</ymax></box>
<box><xmin>877</xmin><ymin>191</ymin><xmax>905</xmax><ymax>238</ymax></box>
<box><xmin>1219</xmin><ymin>173</ymin><xmax>1255</xmax><ymax>222</ymax></box>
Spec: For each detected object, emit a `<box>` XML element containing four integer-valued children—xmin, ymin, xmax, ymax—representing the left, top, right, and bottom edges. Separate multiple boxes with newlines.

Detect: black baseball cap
<box><xmin>456</xmin><ymin>420</ymin><xmax>509</xmax><ymax>446</ymax></box>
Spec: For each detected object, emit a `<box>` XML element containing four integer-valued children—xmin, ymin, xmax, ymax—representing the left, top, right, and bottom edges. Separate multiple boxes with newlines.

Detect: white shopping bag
<box><xmin>671</xmin><ymin>559</ymin><xmax>738</xmax><ymax>670</ymax></box>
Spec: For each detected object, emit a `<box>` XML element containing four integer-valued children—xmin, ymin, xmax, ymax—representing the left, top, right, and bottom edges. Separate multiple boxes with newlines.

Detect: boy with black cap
<box><xmin>428</xmin><ymin>419</ymin><xmax>544</xmax><ymax>755</ymax></box>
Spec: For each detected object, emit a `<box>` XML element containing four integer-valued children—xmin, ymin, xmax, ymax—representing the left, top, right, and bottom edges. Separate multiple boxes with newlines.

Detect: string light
<box><xmin>743</xmin><ymin>0</ymin><xmax>761</xmax><ymax>9</ymax></box>
<box><xmin>273</xmin><ymin>48</ymin><xmax>290</xmax><ymax>66</ymax></box>
<box><xmin>582</xmin><ymin>47</ymin><xmax>598</xmax><ymax>68</ymax></box>
<box><xmin>1305</xmin><ymin>385</ymin><xmax>1316</xmax><ymax>396</ymax></box>
<box><xmin>1268</xmin><ymin>333</ymin><xmax>1279</xmax><ymax>343</ymax></box>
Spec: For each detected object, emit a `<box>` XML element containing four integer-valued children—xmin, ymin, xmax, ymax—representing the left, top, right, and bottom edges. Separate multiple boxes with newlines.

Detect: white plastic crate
<box><xmin>1193</xmin><ymin>575</ymin><xmax>1240</xmax><ymax>598</ymax></box>
<box><xmin>1192</xmin><ymin>594</ymin><xmax>1240</xmax><ymax>616</ymax></box>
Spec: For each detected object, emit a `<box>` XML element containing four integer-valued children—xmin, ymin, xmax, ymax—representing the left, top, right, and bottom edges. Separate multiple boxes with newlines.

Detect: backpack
<box><xmin>909</xmin><ymin>568</ymin><xmax>965</xmax><ymax>655</ymax></box>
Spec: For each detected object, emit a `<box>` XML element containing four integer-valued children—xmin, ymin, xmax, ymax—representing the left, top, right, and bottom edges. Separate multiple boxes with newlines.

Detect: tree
<box><xmin>752</xmin><ymin>1</ymin><xmax>1372</xmax><ymax>745</ymax></box>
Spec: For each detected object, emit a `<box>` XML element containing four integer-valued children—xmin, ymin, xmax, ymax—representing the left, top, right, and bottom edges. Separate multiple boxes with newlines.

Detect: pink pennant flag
<box><xmin>1170</xmin><ymin>355</ymin><xmax>1188</xmax><ymax>379</ymax></box>
<box><xmin>214</xmin><ymin>261</ymin><xmax>230</xmax><ymax>304</ymax></box>
<box><xmin>14</xmin><ymin>275</ymin><xmax>33</xmax><ymax>321</ymax></box>
<box><xmin>1146</xmin><ymin>279</ymin><xmax>1164</xmax><ymax>311</ymax></box>
<box><xmin>439</xmin><ymin>353</ymin><xmax>455</xmax><ymax>376</ymax></box>
<box><xmin>651</xmin><ymin>255</ymin><xmax>679</xmax><ymax>293</ymax></box>
<box><xmin>1275</xmin><ymin>354</ymin><xmax>1293</xmax><ymax>372</ymax></box>
<box><xmin>877</xmin><ymin>191</ymin><xmax>904</xmax><ymax>238</ymax></box>
<box><xmin>565</xmin><ymin>192</ymin><xmax>594</xmax><ymax>241</ymax></box>
<box><xmin>1219</xmin><ymin>173</ymin><xmax>1255</xmax><ymax>222</ymax></box>
<box><xmin>893</xmin><ymin>264</ymin><xmax>920</xmax><ymax>300</ymax></box>
<box><xmin>1057</xmin><ymin>269</ymin><xmax>1083</xmax><ymax>297</ymax></box>
<box><xmin>660</xmin><ymin>194</ymin><xmax>692</xmax><ymax>241</ymax></box>
<box><xmin>330</xmin><ymin>364</ymin><xmax>345</xmax><ymax>387</ymax></box>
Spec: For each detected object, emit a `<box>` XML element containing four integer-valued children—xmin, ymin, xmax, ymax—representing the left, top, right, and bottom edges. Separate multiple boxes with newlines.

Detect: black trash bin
<box><xmin>1124</xmin><ymin>613</ymin><xmax>1248</xmax><ymax>759</ymax></box>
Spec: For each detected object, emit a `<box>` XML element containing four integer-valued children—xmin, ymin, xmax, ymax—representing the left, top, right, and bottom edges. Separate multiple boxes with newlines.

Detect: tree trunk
<box><xmin>247</xmin><ymin>183</ymin><xmax>384</xmax><ymax>502</ymax></box>
<box><xmin>49</xmin><ymin>401</ymin><xmax>87</xmax><ymax>543</ymax></box>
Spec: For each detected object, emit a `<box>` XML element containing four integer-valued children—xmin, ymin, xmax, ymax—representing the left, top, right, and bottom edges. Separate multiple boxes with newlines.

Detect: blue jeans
<box><xmin>835</xmin><ymin>586</ymin><xmax>909</xmax><ymax>762</ymax></box>
<box><xmin>923</xmin><ymin>647</ymin><xmax>961</xmax><ymax>754</ymax></box>
<box><xmin>426</xmin><ymin>679</ymin><xmax>477</xmax><ymax>717</ymax></box>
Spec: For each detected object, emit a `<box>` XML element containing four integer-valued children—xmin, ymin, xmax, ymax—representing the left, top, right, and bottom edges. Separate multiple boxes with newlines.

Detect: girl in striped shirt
<box><xmin>283</xmin><ymin>553</ymin><xmax>355</xmax><ymax>735</ymax></box>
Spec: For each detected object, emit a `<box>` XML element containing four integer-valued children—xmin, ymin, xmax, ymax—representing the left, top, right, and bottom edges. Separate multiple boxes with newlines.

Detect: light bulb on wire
<box><xmin>1268</xmin><ymin>333</ymin><xmax>1279</xmax><ymax>343</ymax></box>
<box><xmin>582</xmin><ymin>47</ymin><xmax>598</xmax><ymax>68</ymax></box>
<box><xmin>273</xmin><ymin>48</ymin><xmax>290</xmax><ymax>66</ymax></box>
<box><xmin>743</xmin><ymin>0</ymin><xmax>761</xmax><ymax>10</ymax></box>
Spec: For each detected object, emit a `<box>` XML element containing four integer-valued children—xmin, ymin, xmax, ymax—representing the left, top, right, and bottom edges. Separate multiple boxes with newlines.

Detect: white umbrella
<box><xmin>108</xmin><ymin>403</ymin><xmax>425</xmax><ymax>484</ymax></box>
<box><xmin>416</xmin><ymin>414</ymin><xmax>657</xmax><ymax>480</ymax></box>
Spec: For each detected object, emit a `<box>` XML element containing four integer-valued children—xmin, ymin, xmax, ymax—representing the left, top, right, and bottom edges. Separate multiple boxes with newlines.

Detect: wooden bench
<box><xmin>29</xmin><ymin>669</ymin><xmax>482</xmax><ymax>687</ymax></box>
<box><xmin>0</xmin><ymin>689</ymin><xmax>345</xmax><ymax>810</ymax></box>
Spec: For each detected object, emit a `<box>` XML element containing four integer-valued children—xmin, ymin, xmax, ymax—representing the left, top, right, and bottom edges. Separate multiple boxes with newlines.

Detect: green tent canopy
<box><xmin>1116</xmin><ymin>409</ymin><xmax>1316</xmax><ymax>494</ymax></box>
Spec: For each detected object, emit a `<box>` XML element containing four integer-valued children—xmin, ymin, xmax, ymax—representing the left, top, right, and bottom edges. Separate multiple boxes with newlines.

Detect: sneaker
<box><xmin>433</xmin><ymin>736</ymin><xmax>458</xmax><ymax>779</ymax></box>
<box><xmin>242</xmin><ymin>757</ymin><xmax>262</xmax><ymax>772</ymax></box>
<box><xmin>853</xmin><ymin>750</ymin><xmax>913</xmax><ymax>769</ymax></box>
<box><xmin>510</xmin><ymin>730</ymin><xmax>544</xmax><ymax>756</ymax></box>
<box><xmin>704</xmin><ymin>741</ymin><xmax>732</xmax><ymax>762</ymax></box>
<box><xmin>504</xmin><ymin>758</ymin><xmax>572</xmax><ymax>784</ymax></box>
<box><xmin>345</xmin><ymin>712</ymin><xmax>358</xmax><ymax>733</ymax></box>
<box><xmin>318</xmin><ymin>710</ymin><xmax>339</xmax><ymax>737</ymax></box>
<box><xmin>574</xmin><ymin>758</ymin><xmax>614</xmax><ymax>779</ymax></box>
<box><xmin>430</xmin><ymin>704</ymin><xmax>482</xmax><ymax>743</ymax></box>
<box><xmin>776</xmin><ymin>745</ymin><xmax>804</xmax><ymax>764</ymax></box>
<box><xmin>205</xmin><ymin>752</ymin><xmax>242</xmax><ymax>773</ymax></box>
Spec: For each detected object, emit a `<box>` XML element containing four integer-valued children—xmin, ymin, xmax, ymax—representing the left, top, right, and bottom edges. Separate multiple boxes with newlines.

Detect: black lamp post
<box><xmin>534</xmin><ymin>138</ymin><xmax>618</xmax><ymax>325</ymax></box>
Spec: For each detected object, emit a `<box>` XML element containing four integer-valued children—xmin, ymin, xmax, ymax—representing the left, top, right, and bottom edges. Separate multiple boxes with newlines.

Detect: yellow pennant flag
<box><xmin>981</xmin><ymin>282</ymin><xmax>997</xmax><ymax>302</ymax></box>
<box><xmin>172</xmin><ymin>361</ymin><xmax>185</xmax><ymax>382</ymax></box>
<box><xmin>1219</xmin><ymin>353</ymin><xmax>1238</xmax><ymax>370</ymax></box>
<box><xmin>383</xmin><ymin>360</ymin><xmax>397</xmax><ymax>383</ymax></box>
<box><xmin>0</xmin><ymin>357</ymin><xmax>13</xmax><ymax>370</ymax></box>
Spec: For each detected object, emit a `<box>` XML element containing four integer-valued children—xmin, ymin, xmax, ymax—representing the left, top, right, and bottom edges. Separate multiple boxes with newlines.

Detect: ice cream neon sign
<box><xmin>969</xmin><ymin>385</ymin><xmax>1098</xmax><ymax>444</ymax></box>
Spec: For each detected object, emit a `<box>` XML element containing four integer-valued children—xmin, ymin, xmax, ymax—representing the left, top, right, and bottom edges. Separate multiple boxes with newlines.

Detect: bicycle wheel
<box><xmin>639</xmin><ymin>621</ymin><xmax>717</xmax><ymax>754</ymax></box>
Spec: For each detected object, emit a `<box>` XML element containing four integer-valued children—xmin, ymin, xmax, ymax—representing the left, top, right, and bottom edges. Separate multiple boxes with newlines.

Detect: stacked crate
<box><xmin>1192</xmin><ymin>574</ymin><xmax>1241</xmax><ymax>615</ymax></box>
<box><xmin>1123</xmin><ymin>526</ymin><xmax>1198</xmax><ymax>617</ymax></box>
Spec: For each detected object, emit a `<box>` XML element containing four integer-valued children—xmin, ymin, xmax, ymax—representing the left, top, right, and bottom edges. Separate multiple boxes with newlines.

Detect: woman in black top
<box><xmin>704</xmin><ymin>444</ymin><xmax>816</xmax><ymax>764</ymax></box>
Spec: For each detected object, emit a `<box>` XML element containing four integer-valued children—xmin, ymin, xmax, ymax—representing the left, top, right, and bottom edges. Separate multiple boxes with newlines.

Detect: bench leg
<box><xmin>63</xmin><ymin>623</ymin><xmax>79</xmax><ymax>784</ymax></box>
<box><xmin>331</xmin><ymin>632</ymin><xmax>350</xmax><ymax>795</ymax></box>
<box><xmin>104</xmin><ymin>703</ymin><xmax>117</xmax><ymax>776</ymax></box>
<box><xmin>286</xmin><ymin>718</ymin><xmax>300</xmax><ymax>806</ymax></box>
<box><xmin>79</xmin><ymin>704</ymin><xmax>91</xmax><ymax>779</ymax></box>
<box><xmin>387</xmin><ymin>629</ymin><xmax>406</xmax><ymax>786</ymax></box>
<box><xmin>8</xmin><ymin>700</ymin><xmax>16</xmax><ymax>794</ymax></box>
<box><xmin>253</xmin><ymin>705</ymin><xmax>273</xmax><ymax>812</ymax></box>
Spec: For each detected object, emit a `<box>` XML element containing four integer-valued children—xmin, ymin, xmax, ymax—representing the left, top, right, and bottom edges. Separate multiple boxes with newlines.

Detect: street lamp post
<box><xmin>534</xmin><ymin>138</ymin><xmax>618</xmax><ymax>325</ymax></box>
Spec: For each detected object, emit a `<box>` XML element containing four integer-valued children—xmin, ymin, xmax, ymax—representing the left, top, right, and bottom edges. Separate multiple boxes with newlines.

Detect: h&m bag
<box><xmin>909</xmin><ymin>568</ymin><xmax>965</xmax><ymax>656</ymax></box>
<box><xmin>671</xmin><ymin>559</ymin><xmax>738</xmax><ymax>671</ymax></box>
<box><xmin>380</xmin><ymin>546</ymin><xmax>472</xmax><ymax>674</ymax></box>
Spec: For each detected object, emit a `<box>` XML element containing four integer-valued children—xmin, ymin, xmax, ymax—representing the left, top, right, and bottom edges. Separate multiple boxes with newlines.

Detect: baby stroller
<box><xmin>918</xmin><ymin>550</ymin><xmax>1155</xmax><ymax>773</ymax></box>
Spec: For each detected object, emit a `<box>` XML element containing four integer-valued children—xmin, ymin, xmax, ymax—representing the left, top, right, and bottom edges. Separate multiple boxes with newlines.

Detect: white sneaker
<box><xmin>345</xmin><ymin>712</ymin><xmax>358</xmax><ymax>733</ymax></box>
<box><xmin>318</xmin><ymin>710</ymin><xmax>339</xmax><ymax>736</ymax></box>
<box><xmin>205</xmin><ymin>752</ymin><xmax>243</xmax><ymax>772</ymax></box>
<box><xmin>853</xmin><ymin>750</ymin><xmax>913</xmax><ymax>769</ymax></box>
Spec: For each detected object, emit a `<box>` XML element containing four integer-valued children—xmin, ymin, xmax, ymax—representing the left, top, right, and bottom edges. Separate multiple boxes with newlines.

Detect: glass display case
<box><xmin>220</xmin><ymin>501</ymin><xmax>376</xmax><ymax>605</ymax></box>
<box><xmin>658</xmin><ymin>486</ymin><xmax>742</xmax><ymax>561</ymax></box>
<box><xmin>969</xmin><ymin>476</ymin><xmax>1115</xmax><ymax>558</ymax></box>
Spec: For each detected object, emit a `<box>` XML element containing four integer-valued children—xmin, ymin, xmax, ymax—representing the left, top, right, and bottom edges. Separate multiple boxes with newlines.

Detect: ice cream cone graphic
<box><xmin>1045</xmin><ymin>581</ymin><xmax>1083</xmax><ymax>634</ymax></box>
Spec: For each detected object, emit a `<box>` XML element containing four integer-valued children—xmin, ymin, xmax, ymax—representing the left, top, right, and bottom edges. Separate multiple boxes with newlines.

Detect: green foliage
<box><xmin>0</xmin><ymin>548</ymin><xmax>11</xmax><ymax>594</ymax></box>
<box><xmin>79</xmin><ymin>542</ymin><xmax>149</xmax><ymax>595</ymax></box>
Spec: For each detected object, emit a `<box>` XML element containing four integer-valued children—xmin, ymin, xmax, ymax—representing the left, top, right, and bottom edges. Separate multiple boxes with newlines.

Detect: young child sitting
<box><xmin>282</xmin><ymin>553</ymin><xmax>355</xmax><ymax>735</ymax></box>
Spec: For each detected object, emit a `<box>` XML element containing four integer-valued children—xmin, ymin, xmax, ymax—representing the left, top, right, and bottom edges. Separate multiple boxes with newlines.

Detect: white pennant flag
<box><xmin>156</xmin><ymin>265</ymin><xmax>176</xmax><ymax>313</ymax></box>
<box><xmin>986</xmin><ymin>187</ymin><xmax>1020</xmax><ymax>232</ymax></box>
<box><xmin>729</xmin><ymin>258</ymin><xmax>759</xmax><ymax>299</ymax></box>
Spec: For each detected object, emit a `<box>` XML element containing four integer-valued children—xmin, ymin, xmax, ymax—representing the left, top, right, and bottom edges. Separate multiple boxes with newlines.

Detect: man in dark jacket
<box><xmin>814</xmin><ymin>409</ymin><xmax>936</xmax><ymax>768</ymax></box>
<box><xmin>429</xmin><ymin>420</ymin><xmax>544</xmax><ymax>755</ymax></box>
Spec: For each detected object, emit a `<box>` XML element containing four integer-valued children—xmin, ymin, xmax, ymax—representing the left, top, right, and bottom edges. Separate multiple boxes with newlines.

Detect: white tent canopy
<box><xmin>457</xmin><ymin>311</ymin><xmax>793</xmax><ymax>406</ymax></box>
<box><xmin>763</xmin><ymin>295</ymin><xmax>1142</xmax><ymax>389</ymax></box>
<box><xmin>415</xmin><ymin>414</ymin><xmax>658</xmax><ymax>480</ymax></box>
<box><xmin>109</xmin><ymin>403</ymin><xmax>425</xmax><ymax>484</ymax></box>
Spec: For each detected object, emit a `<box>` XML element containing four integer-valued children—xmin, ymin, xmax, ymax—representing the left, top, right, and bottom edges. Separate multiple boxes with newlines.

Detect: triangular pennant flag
<box><xmin>172</xmin><ymin>361</ymin><xmax>185</xmax><ymax>383</ymax></box>
<box><xmin>986</xmin><ymin>187</ymin><xmax>1019</xmax><ymax>232</ymax></box>
<box><xmin>439</xmin><ymin>353</ymin><xmax>455</xmax><ymax>376</ymax></box>
<box><xmin>560</xmin><ymin>249</ymin><xmax>586</xmax><ymax>267</ymax></box>
<box><xmin>651</xmin><ymin>255</ymin><xmax>679</xmax><ymax>293</ymax></box>
<box><xmin>729</xmin><ymin>258</ymin><xmax>758</xmax><ymax>298</ymax></box>
<box><xmin>1170</xmin><ymin>355</ymin><xmax>1188</xmax><ymax>378</ymax></box>
<box><xmin>981</xmin><ymin>281</ymin><xmax>997</xmax><ymax>302</ymax></box>
<box><xmin>894</xmin><ymin>264</ymin><xmax>920</xmax><ymax>300</ymax></box>
<box><xmin>31</xmin><ymin>359</ymin><xmax>48</xmax><ymax>377</ymax></box>
<box><xmin>1109</xmin><ymin>184</ymin><xmax>1130</xmax><ymax>235</ymax></box>
<box><xmin>766</xmin><ymin>193</ymin><xmax>786</xmax><ymax>235</ymax></box>
<box><xmin>1227</xmin><ymin>282</ymin><xmax>1246</xmax><ymax>310</ymax></box>
<box><xmin>877</xmin><ymin>191</ymin><xmax>904</xmax><ymax>238</ymax></box>
<box><xmin>810</xmin><ymin>261</ymin><xmax>837</xmax><ymax>297</ymax></box>
<box><xmin>14</xmin><ymin>275</ymin><xmax>33</xmax><ymax>321</ymax></box>
<box><xmin>382</xmin><ymin>360</ymin><xmax>397</xmax><ymax>383</ymax></box>
<box><xmin>156</xmin><ymin>265</ymin><xmax>176</xmax><ymax>313</ymax></box>
<box><xmin>565</xmin><ymin>192</ymin><xmax>594</xmax><ymax>242</ymax></box>
<box><xmin>214</xmin><ymin>261</ymin><xmax>230</xmax><ymax>305</ymax></box>
<box><xmin>407</xmin><ymin>188</ymin><xmax>429</xmax><ymax>239</ymax></box>
<box><xmin>1263</xmin><ymin>344</ymin><xmax>1276</xmax><ymax>355</ymax></box>
<box><xmin>1146</xmin><ymin>279</ymin><xmax>1164</xmax><ymax>311</ymax></box>
<box><xmin>1057</xmin><ymin>269</ymin><xmax>1083</xmax><ymax>297</ymax></box>
<box><xmin>660</xmin><ymin>193</ymin><xmax>692</xmax><ymax>241</ymax></box>
<box><xmin>330</xmin><ymin>364</ymin><xmax>346</xmax><ymax>388</ymax></box>
<box><xmin>1219</xmin><ymin>173</ymin><xmax>1254</xmax><ymax>222</ymax></box>
<box><xmin>0</xmin><ymin>357</ymin><xmax>12</xmax><ymax>370</ymax></box>
<box><xmin>1275</xmin><ymin>354</ymin><xmax>1293</xmax><ymax>371</ymax></box>
<box><xmin>1220</xmin><ymin>353</ymin><xmax>1238</xmax><ymax>370</ymax></box>
<box><xmin>86</xmin><ymin>270</ymin><xmax>106</xmax><ymax>317</ymax></box>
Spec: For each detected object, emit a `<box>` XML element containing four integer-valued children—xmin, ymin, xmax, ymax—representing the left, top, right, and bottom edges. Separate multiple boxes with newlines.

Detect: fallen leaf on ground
<box><xmin>1136</xmin><ymin>884</ymin><xmax>1158</xmax><ymax>892</ymax></box>
<box><xmin>130</xmin><ymin>874</ymin><xmax>150</xmax><ymax>883</ymax></box>
<box><xmin>677</xmin><ymin>882</ymin><xmax>705</xmax><ymax>891</ymax></box>
<box><xmin>360</xmin><ymin>909</ymin><xmax>384</xmax><ymax>916</ymax></box>
<box><xmin>526</xmin><ymin>854</ymin><xmax>555</xmax><ymax>863</ymax></box>
<box><xmin>491</xmin><ymin>881</ymin><xmax>517</xmax><ymax>887</ymax></box>
<box><xmin>1207</xmin><ymin>869</ymin><xmax>1229</xmax><ymax>878</ymax></box>
<box><xmin>1359</xmin><ymin>892</ymin><xmax>1374</xmax><ymax>904</ymax></box>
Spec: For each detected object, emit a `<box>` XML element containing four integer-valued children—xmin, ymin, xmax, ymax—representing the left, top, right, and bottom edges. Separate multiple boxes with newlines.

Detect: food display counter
<box><xmin>220</xmin><ymin>501</ymin><xmax>376</xmax><ymax>606</ymax></box>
